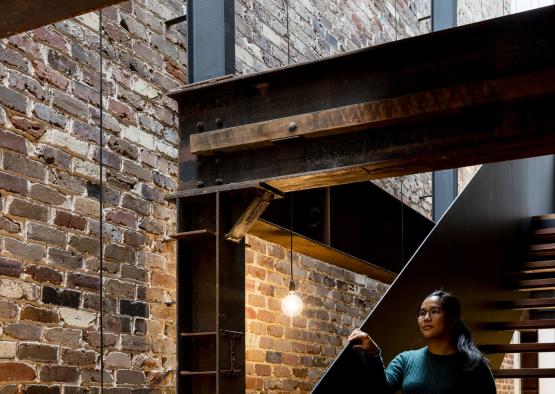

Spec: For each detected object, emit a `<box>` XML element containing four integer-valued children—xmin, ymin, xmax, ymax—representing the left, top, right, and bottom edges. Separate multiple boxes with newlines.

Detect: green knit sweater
<box><xmin>361</xmin><ymin>347</ymin><xmax>497</xmax><ymax>393</ymax></box>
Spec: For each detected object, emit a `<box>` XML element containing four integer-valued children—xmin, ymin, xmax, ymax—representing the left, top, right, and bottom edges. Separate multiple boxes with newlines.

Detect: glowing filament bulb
<box><xmin>281</xmin><ymin>290</ymin><xmax>303</xmax><ymax>317</ymax></box>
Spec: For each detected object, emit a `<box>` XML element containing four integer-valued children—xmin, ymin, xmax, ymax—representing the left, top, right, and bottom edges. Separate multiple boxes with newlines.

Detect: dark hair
<box><xmin>423</xmin><ymin>290</ymin><xmax>485</xmax><ymax>371</ymax></box>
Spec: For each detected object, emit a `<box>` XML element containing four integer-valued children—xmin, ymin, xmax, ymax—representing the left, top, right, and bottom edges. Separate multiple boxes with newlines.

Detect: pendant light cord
<box><xmin>289</xmin><ymin>193</ymin><xmax>294</xmax><ymax>287</ymax></box>
<box><xmin>98</xmin><ymin>10</ymin><xmax>105</xmax><ymax>393</ymax></box>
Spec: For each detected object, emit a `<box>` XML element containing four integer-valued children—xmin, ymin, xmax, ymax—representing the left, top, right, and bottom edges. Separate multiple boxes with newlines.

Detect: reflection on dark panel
<box><xmin>313</xmin><ymin>155</ymin><xmax>555</xmax><ymax>393</ymax></box>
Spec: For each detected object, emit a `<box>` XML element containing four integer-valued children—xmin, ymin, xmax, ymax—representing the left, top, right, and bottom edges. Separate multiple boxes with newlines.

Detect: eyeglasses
<box><xmin>417</xmin><ymin>307</ymin><xmax>442</xmax><ymax>320</ymax></box>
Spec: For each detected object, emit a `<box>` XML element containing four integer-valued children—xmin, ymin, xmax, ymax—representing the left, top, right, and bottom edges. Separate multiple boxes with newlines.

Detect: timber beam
<box><xmin>169</xmin><ymin>6</ymin><xmax>555</xmax><ymax>198</ymax></box>
<box><xmin>0</xmin><ymin>0</ymin><xmax>127</xmax><ymax>38</ymax></box>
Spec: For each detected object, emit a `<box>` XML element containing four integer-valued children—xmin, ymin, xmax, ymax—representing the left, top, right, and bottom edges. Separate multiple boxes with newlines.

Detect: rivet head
<box><xmin>288</xmin><ymin>122</ymin><xmax>297</xmax><ymax>132</ymax></box>
<box><xmin>216</xmin><ymin>118</ymin><xmax>223</xmax><ymax>128</ymax></box>
<box><xmin>196</xmin><ymin>181</ymin><xmax>204</xmax><ymax>188</ymax></box>
<box><xmin>215</xmin><ymin>157</ymin><xmax>222</xmax><ymax>166</ymax></box>
<box><xmin>196</xmin><ymin>121</ymin><xmax>204</xmax><ymax>131</ymax></box>
<box><xmin>215</xmin><ymin>178</ymin><xmax>223</xmax><ymax>185</ymax></box>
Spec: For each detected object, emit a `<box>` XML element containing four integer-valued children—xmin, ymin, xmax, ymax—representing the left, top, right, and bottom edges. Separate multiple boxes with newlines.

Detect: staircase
<box><xmin>481</xmin><ymin>214</ymin><xmax>555</xmax><ymax>391</ymax></box>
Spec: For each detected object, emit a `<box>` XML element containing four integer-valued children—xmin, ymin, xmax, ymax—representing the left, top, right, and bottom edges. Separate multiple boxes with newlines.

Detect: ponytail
<box><xmin>425</xmin><ymin>290</ymin><xmax>486</xmax><ymax>371</ymax></box>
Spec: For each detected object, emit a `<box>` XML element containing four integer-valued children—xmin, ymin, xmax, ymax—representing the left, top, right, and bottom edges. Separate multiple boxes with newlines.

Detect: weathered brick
<box><xmin>25</xmin><ymin>386</ymin><xmax>61</xmax><ymax>394</ymax></box>
<box><xmin>0</xmin><ymin>171</ymin><xmax>28</xmax><ymax>195</ymax></box>
<box><xmin>42</xmin><ymin>286</ymin><xmax>81</xmax><ymax>308</ymax></box>
<box><xmin>33</xmin><ymin>62</ymin><xmax>69</xmax><ymax>90</ymax></box>
<box><xmin>39</xmin><ymin>365</ymin><xmax>79</xmax><ymax>383</ymax></box>
<box><xmin>53</xmin><ymin>91</ymin><xmax>88</xmax><ymax>118</ymax></box>
<box><xmin>121</xmin><ymin>264</ymin><xmax>147</xmax><ymax>282</ymax></box>
<box><xmin>116</xmin><ymin>369</ymin><xmax>145</xmax><ymax>385</ymax></box>
<box><xmin>0</xmin><ymin>46</ymin><xmax>29</xmax><ymax>72</ymax></box>
<box><xmin>27</xmin><ymin>223</ymin><xmax>66</xmax><ymax>246</ymax></box>
<box><xmin>105</xmin><ymin>352</ymin><xmax>132</xmax><ymax>369</ymax></box>
<box><xmin>4</xmin><ymin>238</ymin><xmax>45</xmax><ymax>261</ymax></box>
<box><xmin>69</xmin><ymin>235</ymin><xmax>99</xmax><ymax>255</ymax></box>
<box><xmin>29</xmin><ymin>183</ymin><xmax>66</xmax><ymax>205</ymax></box>
<box><xmin>44</xmin><ymin>327</ymin><xmax>81</xmax><ymax>347</ymax></box>
<box><xmin>0</xmin><ymin>129</ymin><xmax>27</xmax><ymax>154</ymax></box>
<box><xmin>61</xmin><ymin>348</ymin><xmax>97</xmax><ymax>366</ymax></box>
<box><xmin>104</xmin><ymin>315</ymin><xmax>132</xmax><ymax>333</ymax></box>
<box><xmin>0</xmin><ymin>215</ymin><xmax>21</xmax><ymax>233</ymax></box>
<box><xmin>123</xmin><ymin>159</ymin><xmax>151</xmax><ymax>182</ymax></box>
<box><xmin>48</xmin><ymin>247</ymin><xmax>82</xmax><ymax>269</ymax></box>
<box><xmin>0</xmin><ymin>362</ymin><xmax>36</xmax><ymax>382</ymax></box>
<box><xmin>104</xmin><ymin>279</ymin><xmax>135</xmax><ymax>298</ymax></box>
<box><xmin>58</xmin><ymin>307</ymin><xmax>96</xmax><ymax>328</ymax></box>
<box><xmin>74</xmin><ymin>196</ymin><xmax>99</xmax><ymax>217</ymax></box>
<box><xmin>72</xmin><ymin>120</ymin><xmax>100</xmax><ymax>143</ymax></box>
<box><xmin>140</xmin><ymin>184</ymin><xmax>163</xmax><ymax>202</ymax></box>
<box><xmin>86</xmin><ymin>182</ymin><xmax>119</xmax><ymax>205</ymax></box>
<box><xmin>94</xmin><ymin>147</ymin><xmax>122</xmax><ymax>170</ymax></box>
<box><xmin>47</xmin><ymin>50</ymin><xmax>78</xmax><ymax>76</ymax></box>
<box><xmin>9</xmin><ymin>115</ymin><xmax>46</xmax><ymax>139</ymax></box>
<box><xmin>0</xmin><ymin>300</ymin><xmax>18</xmax><ymax>319</ymax></box>
<box><xmin>84</xmin><ymin>331</ymin><xmax>117</xmax><ymax>349</ymax></box>
<box><xmin>108</xmin><ymin>99</ymin><xmax>134</xmax><ymax>123</ymax></box>
<box><xmin>153</xmin><ymin>171</ymin><xmax>176</xmax><ymax>190</ymax></box>
<box><xmin>0</xmin><ymin>86</ymin><xmax>28</xmax><ymax>113</ymax></box>
<box><xmin>33</xmin><ymin>26</ymin><xmax>68</xmax><ymax>52</ymax></box>
<box><xmin>108</xmin><ymin>137</ymin><xmax>139</xmax><ymax>160</ymax></box>
<box><xmin>48</xmin><ymin>168</ymin><xmax>85</xmax><ymax>194</ymax></box>
<box><xmin>8</xmin><ymin>198</ymin><xmax>48</xmax><ymax>221</ymax></box>
<box><xmin>20</xmin><ymin>305</ymin><xmax>59</xmax><ymax>323</ymax></box>
<box><xmin>70</xmin><ymin>43</ymin><xmax>99</xmax><ymax>70</ymax></box>
<box><xmin>67</xmin><ymin>272</ymin><xmax>99</xmax><ymax>290</ymax></box>
<box><xmin>120</xmin><ymin>300</ymin><xmax>149</xmax><ymax>317</ymax></box>
<box><xmin>0</xmin><ymin>342</ymin><xmax>17</xmax><ymax>359</ymax></box>
<box><xmin>139</xmin><ymin>217</ymin><xmax>164</xmax><ymax>235</ymax></box>
<box><xmin>25</xmin><ymin>264</ymin><xmax>63</xmax><ymax>285</ymax></box>
<box><xmin>33</xmin><ymin>103</ymin><xmax>66</xmax><ymax>128</ymax></box>
<box><xmin>121</xmin><ymin>334</ymin><xmax>148</xmax><ymax>352</ymax></box>
<box><xmin>3</xmin><ymin>323</ymin><xmax>41</xmax><ymax>341</ymax></box>
<box><xmin>122</xmin><ymin>229</ymin><xmax>146</xmax><ymax>249</ymax></box>
<box><xmin>3</xmin><ymin>151</ymin><xmax>45</xmax><ymax>180</ymax></box>
<box><xmin>8</xmin><ymin>70</ymin><xmax>48</xmax><ymax>101</ymax></box>
<box><xmin>0</xmin><ymin>257</ymin><xmax>22</xmax><ymax>277</ymax></box>
<box><xmin>83</xmin><ymin>293</ymin><xmax>116</xmax><ymax>313</ymax></box>
<box><xmin>35</xmin><ymin>145</ymin><xmax>71</xmax><ymax>170</ymax></box>
<box><xmin>18</xmin><ymin>343</ymin><xmax>58</xmax><ymax>362</ymax></box>
<box><xmin>72</xmin><ymin>81</ymin><xmax>100</xmax><ymax>106</ymax></box>
<box><xmin>106</xmin><ymin>208</ymin><xmax>137</xmax><ymax>228</ymax></box>
<box><xmin>54</xmin><ymin>210</ymin><xmax>87</xmax><ymax>231</ymax></box>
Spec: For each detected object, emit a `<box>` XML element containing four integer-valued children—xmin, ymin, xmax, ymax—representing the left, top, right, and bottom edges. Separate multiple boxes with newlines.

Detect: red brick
<box><xmin>0</xmin><ymin>171</ymin><xmax>28</xmax><ymax>195</ymax></box>
<box><xmin>54</xmin><ymin>210</ymin><xmax>86</xmax><ymax>231</ymax></box>
<box><xmin>0</xmin><ymin>362</ymin><xmax>36</xmax><ymax>382</ymax></box>
<box><xmin>10</xmin><ymin>116</ymin><xmax>46</xmax><ymax>139</ymax></box>
<box><xmin>0</xmin><ymin>129</ymin><xmax>27</xmax><ymax>154</ymax></box>
<box><xmin>33</xmin><ymin>62</ymin><xmax>69</xmax><ymax>91</ymax></box>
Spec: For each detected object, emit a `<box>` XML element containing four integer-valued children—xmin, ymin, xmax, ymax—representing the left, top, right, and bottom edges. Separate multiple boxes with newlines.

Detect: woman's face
<box><xmin>417</xmin><ymin>296</ymin><xmax>450</xmax><ymax>340</ymax></box>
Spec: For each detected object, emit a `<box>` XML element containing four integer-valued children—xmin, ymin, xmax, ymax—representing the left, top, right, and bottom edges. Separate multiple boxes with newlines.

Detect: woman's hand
<box><xmin>348</xmin><ymin>328</ymin><xmax>380</xmax><ymax>355</ymax></box>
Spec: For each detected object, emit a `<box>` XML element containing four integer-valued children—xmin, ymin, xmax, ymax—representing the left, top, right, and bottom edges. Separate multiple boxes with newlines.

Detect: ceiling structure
<box><xmin>0</xmin><ymin>0</ymin><xmax>126</xmax><ymax>38</ymax></box>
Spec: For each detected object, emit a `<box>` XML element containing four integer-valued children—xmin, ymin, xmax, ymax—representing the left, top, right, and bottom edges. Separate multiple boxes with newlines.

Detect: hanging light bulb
<box><xmin>281</xmin><ymin>193</ymin><xmax>303</xmax><ymax>318</ymax></box>
<box><xmin>282</xmin><ymin>280</ymin><xmax>303</xmax><ymax>317</ymax></box>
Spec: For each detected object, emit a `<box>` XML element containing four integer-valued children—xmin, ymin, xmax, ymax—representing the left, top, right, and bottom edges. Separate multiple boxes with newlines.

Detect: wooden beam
<box><xmin>248</xmin><ymin>220</ymin><xmax>396</xmax><ymax>284</ymax></box>
<box><xmin>0</xmin><ymin>0</ymin><xmax>126</xmax><ymax>38</ymax></box>
<box><xmin>190</xmin><ymin>69</ymin><xmax>555</xmax><ymax>156</ymax></box>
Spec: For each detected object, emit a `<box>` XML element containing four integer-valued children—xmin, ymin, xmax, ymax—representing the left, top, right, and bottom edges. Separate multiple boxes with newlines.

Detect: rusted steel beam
<box><xmin>170</xmin><ymin>6</ymin><xmax>555</xmax><ymax>197</ymax></box>
<box><xmin>0</xmin><ymin>0</ymin><xmax>126</xmax><ymax>38</ymax></box>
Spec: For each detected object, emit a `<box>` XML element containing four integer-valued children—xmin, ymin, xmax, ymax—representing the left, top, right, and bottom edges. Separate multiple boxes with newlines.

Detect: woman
<box><xmin>348</xmin><ymin>290</ymin><xmax>496</xmax><ymax>393</ymax></box>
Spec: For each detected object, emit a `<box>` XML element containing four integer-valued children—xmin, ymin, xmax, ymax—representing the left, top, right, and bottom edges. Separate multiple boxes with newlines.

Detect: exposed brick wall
<box><xmin>244</xmin><ymin>234</ymin><xmax>388</xmax><ymax>393</ymax></box>
<box><xmin>0</xmin><ymin>0</ymin><xmax>185</xmax><ymax>391</ymax></box>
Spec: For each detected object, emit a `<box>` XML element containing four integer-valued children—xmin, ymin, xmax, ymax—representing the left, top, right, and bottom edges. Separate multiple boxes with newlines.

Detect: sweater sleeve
<box><xmin>358</xmin><ymin>351</ymin><xmax>405</xmax><ymax>393</ymax></box>
<box><xmin>467</xmin><ymin>360</ymin><xmax>497</xmax><ymax>394</ymax></box>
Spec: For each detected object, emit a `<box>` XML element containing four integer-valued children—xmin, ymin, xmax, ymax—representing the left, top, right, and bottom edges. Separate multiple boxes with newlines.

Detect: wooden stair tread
<box><xmin>522</xmin><ymin>260</ymin><xmax>555</xmax><ymax>273</ymax></box>
<box><xmin>179</xmin><ymin>371</ymin><xmax>217</xmax><ymax>376</ymax></box>
<box><xmin>504</xmin><ymin>298</ymin><xmax>555</xmax><ymax>310</ymax></box>
<box><xmin>532</xmin><ymin>214</ymin><xmax>555</xmax><ymax>221</ymax></box>
<box><xmin>180</xmin><ymin>331</ymin><xmax>217</xmax><ymax>337</ymax></box>
<box><xmin>479</xmin><ymin>342</ymin><xmax>555</xmax><ymax>353</ymax></box>
<box><xmin>492</xmin><ymin>319</ymin><xmax>555</xmax><ymax>330</ymax></box>
<box><xmin>529</xmin><ymin>243</ymin><xmax>555</xmax><ymax>251</ymax></box>
<box><xmin>170</xmin><ymin>229</ymin><xmax>216</xmax><ymax>239</ymax></box>
<box><xmin>516</xmin><ymin>278</ymin><xmax>555</xmax><ymax>291</ymax></box>
<box><xmin>493</xmin><ymin>368</ymin><xmax>555</xmax><ymax>378</ymax></box>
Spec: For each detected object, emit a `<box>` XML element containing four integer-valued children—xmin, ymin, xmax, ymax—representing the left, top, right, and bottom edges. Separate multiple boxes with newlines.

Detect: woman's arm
<box><xmin>468</xmin><ymin>360</ymin><xmax>497</xmax><ymax>394</ymax></box>
<box><xmin>348</xmin><ymin>329</ymin><xmax>404</xmax><ymax>392</ymax></box>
